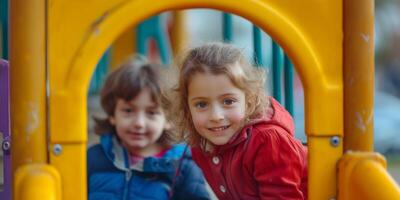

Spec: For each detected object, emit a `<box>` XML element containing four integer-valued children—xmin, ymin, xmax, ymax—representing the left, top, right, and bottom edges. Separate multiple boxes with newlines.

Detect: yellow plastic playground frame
<box><xmin>8</xmin><ymin>0</ymin><xmax>400</xmax><ymax>199</ymax></box>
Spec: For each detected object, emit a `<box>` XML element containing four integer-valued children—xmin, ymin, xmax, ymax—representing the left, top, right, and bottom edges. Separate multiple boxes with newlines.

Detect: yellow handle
<box><xmin>14</xmin><ymin>164</ymin><xmax>61</xmax><ymax>200</ymax></box>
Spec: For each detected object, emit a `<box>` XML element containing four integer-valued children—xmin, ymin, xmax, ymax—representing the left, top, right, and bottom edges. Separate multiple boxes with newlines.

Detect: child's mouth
<box><xmin>208</xmin><ymin>125</ymin><xmax>230</xmax><ymax>132</ymax></box>
<box><xmin>128</xmin><ymin>132</ymin><xmax>145</xmax><ymax>137</ymax></box>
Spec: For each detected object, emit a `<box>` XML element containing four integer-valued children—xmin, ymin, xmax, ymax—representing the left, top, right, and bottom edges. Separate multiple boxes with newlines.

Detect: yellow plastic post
<box><xmin>10</xmin><ymin>0</ymin><xmax>47</xmax><ymax>173</ymax></box>
<box><xmin>344</xmin><ymin>0</ymin><xmax>375</xmax><ymax>152</ymax></box>
<box><xmin>170</xmin><ymin>11</ymin><xmax>187</xmax><ymax>55</ymax></box>
<box><xmin>338</xmin><ymin>152</ymin><xmax>400</xmax><ymax>200</ymax></box>
<box><xmin>14</xmin><ymin>164</ymin><xmax>61</xmax><ymax>200</ymax></box>
<box><xmin>308</xmin><ymin>136</ymin><xmax>343</xmax><ymax>200</ymax></box>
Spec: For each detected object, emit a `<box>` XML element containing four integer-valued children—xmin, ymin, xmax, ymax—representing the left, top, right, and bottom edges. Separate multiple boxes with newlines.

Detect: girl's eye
<box><xmin>195</xmin><ymin>102</ymin><xmax>207</xmax><ymax>109</ymax></box>
<box><xmin>223</xmin><ymin>98</ymin><xmax>236</xmax><ymax>105</ymax></box>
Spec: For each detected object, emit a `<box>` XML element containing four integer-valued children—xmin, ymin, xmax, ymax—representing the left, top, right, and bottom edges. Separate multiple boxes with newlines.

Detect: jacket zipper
<box><xmin>122</xmin><ymin>170</ymin><xmax>132</xmax><ymax>200</ymax></box>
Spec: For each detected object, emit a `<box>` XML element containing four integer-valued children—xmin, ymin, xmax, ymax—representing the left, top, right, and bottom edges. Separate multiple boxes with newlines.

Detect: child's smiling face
<box><xmin>188</xmin><ymin>72</ymin><xmax>246</xmax><ymax>146</ymax></box>
<box><xmin>110</xmin><ymin>88</ymin><xmax>168</xmax><ymax>156</ymax></box>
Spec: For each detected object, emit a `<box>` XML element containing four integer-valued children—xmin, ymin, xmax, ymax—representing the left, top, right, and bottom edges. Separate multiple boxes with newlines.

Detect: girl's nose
<box><xmin>210</xmin><ymin>105</ymin><xmax>224</xmax><ymax>122</ymax></box>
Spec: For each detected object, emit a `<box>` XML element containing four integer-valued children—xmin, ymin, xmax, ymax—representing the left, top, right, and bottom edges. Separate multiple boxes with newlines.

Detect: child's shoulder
<box><xmin>252</xmin><ymin>120</ymin><xmax>288</xmax><ymax>133</ymax></box>
<box><xmin>87</xmin><ymin>143</ymin><xmax>108</xmax><ymax>164</ymax></box>
<box><xmin>250</xmin><ymin>122</ymin><xmax>306</xmax><ymax>154</ymax></box>
<box><xmin>87</xmin><ymin>143</ymin><xmax>104</xmax><ymax>155</ymax></box>
<box><xmin>250</xmin><ymin>122</ymin><xmax>296</xmax><ymax>144</ymax></box>
<box><xmin>87</xmin><ymin>143</ymin><xmax>116</xmax><ymax>174</ymax></box>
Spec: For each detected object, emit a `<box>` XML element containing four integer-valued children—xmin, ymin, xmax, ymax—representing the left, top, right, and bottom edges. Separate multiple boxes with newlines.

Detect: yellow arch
<box><xmin>48</xmin><ymin>0</ymin><xmax>343</xmax><ymax>199</ymax></box>
<box><xmin>54</xmin><ymin>0</ymin><xmax>342</xmax><ymax>139</ymax></box>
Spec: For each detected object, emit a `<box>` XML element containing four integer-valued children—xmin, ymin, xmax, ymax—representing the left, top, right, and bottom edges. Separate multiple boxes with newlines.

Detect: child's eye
<box><xmin>147</xmin><ymin>109</ymin><xmax>161</xmax><ymax>116</ymax></box>
<box><xmin>122</xmin><ymin>108</ymin><xmax>133</xmax><ymax>113</ymax></box>
<box><xmin>195</xmin><ymin>102</ymin><xmax>207</xmax><ymax>109</ymax></box>
<box><xmin>223</xmin><ymin>98</ymin><xmax>236</xmax><ymax>106</ymax></box>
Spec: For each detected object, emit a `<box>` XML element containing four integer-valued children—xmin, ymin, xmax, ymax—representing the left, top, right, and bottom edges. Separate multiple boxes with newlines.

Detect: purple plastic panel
<box><xmin>0</xmin><ymin>59</ymin><xmax>11</xmax><ymax>200</ymax></box>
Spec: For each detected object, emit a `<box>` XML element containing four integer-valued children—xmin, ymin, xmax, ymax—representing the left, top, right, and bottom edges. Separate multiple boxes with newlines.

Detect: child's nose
<box><xmin>132</xmin><ymin>113</ymin><xmax>145</xmax><ymax>128</ymax></box>
<box><xmin>210</xmin><ymin>105</ymin><xmax>224</xmax><ymax>122</ymax></box>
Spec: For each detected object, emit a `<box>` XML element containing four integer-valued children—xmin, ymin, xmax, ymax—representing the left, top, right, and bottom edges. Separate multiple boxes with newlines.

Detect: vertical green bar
<box><xmin>253</xmin><ymin>26</ymin><xmax>262</xmax><ymax>66</ymax></box>
<box><xmin>272</xmin><ymin>41</ymin><xmax>282</xmax><ymax>102</ymax></box>
<box><xmin>136</xmin><ymin>20</ymin><xmax>148</xmax><ymax>56</ymax></box>
<box><xmin>284</xmin><ymin>54</ymin><xmax>294</xmax><ymax>115</ymax></box>
<box><xmin>223</xmin><ymin>13</ymin><xmax>232</xmax><ymax>43</ymax></box>
<box><xmin>154</xmin><ymin>27</ymin><xmax>170</xmax><ymax>64</ymax></box>
<box><xmin>1</xmin><ymin>0</ymin><xmax>8</xmax><ymax>59</ymax></box>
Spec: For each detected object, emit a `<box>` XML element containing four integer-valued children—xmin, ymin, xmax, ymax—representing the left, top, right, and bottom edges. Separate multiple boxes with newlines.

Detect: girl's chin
<box><xmin>208</xmin><ymin>138</ymin><xmax>229</xmax><ymax>146</ymax></box>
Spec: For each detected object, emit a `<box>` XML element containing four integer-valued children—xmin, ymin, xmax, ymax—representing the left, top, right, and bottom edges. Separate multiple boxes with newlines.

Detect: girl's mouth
<box><xmin>208</xmin><ymin>125</ymin><xmax>230</xmax><ymax>132</ymax></box>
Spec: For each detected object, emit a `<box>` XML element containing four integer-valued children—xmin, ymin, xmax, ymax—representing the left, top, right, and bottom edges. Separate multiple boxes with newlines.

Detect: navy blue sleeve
<box><xmin>172</xmin><ymin>155</ymin><xmax>211</xmax><ymax>200</ymax></box>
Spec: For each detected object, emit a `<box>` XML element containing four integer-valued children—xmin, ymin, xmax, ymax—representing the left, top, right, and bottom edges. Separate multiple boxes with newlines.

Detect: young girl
<box><xmin>87</xmin><ymin>56</ymin><xmax>211</xmax><ymax>200</ymax></box>
<box><xmin>173</xmin><ymin>42</ymin><xmax>308</xmax><ymax>199</ymax></box>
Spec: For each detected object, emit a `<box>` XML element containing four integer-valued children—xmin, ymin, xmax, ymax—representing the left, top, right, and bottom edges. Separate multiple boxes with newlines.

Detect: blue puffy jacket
<box><xmin>87</xmin><ymin>134</ymin><xmax>210</xmax><ymax>200</ymax></box>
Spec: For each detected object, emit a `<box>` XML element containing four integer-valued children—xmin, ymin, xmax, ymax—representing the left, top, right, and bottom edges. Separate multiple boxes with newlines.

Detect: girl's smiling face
<box><xmin>188</xmin><ymin>72</ymin><xmax>246</xmax><ymax>146</ymax></box>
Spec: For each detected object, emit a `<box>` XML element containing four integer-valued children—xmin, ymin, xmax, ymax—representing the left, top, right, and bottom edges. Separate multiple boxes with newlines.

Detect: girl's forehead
<box><xmin>187</xmin><ymin>67</ymin><xmax>242</xmax><ymax>88</ymax></box>
<box><xmin>187</xmin><ymin>72</ymin><xmax>243</xmax><ymax>97</ymax></box>
<box><xmin>188</xmin><ymin>72</ymin><xmax>229</xmax><ymax>86</ymax></box>
<box><xmin>188</xmin><ymin>62</ymin><xmax>244</xmax><ymax>78</ymax></box>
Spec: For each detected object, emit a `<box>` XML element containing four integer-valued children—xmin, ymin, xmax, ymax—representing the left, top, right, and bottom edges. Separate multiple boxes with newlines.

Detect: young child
<box><xmin>87</xmin><ymin>56</ymin><xmax>210</xmax><ymax>200</ymax></box>
<box><xmin>173</xmin><ymin>42</ymin><xmax>308</xmax><ymax>199</ymax></box>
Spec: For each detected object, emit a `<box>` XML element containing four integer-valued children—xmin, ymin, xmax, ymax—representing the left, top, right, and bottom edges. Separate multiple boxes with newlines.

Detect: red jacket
<box><xmin>192</xmin><ymin>97</ymin><xmax>308</xmax><ymax>200</ymax></box>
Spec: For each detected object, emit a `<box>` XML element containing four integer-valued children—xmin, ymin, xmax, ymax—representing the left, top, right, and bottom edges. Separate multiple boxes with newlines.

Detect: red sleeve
<box><xmin>253</xmin><ymin>128</ymin><xmax>307</xmax><ymax>200</ymax></box>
